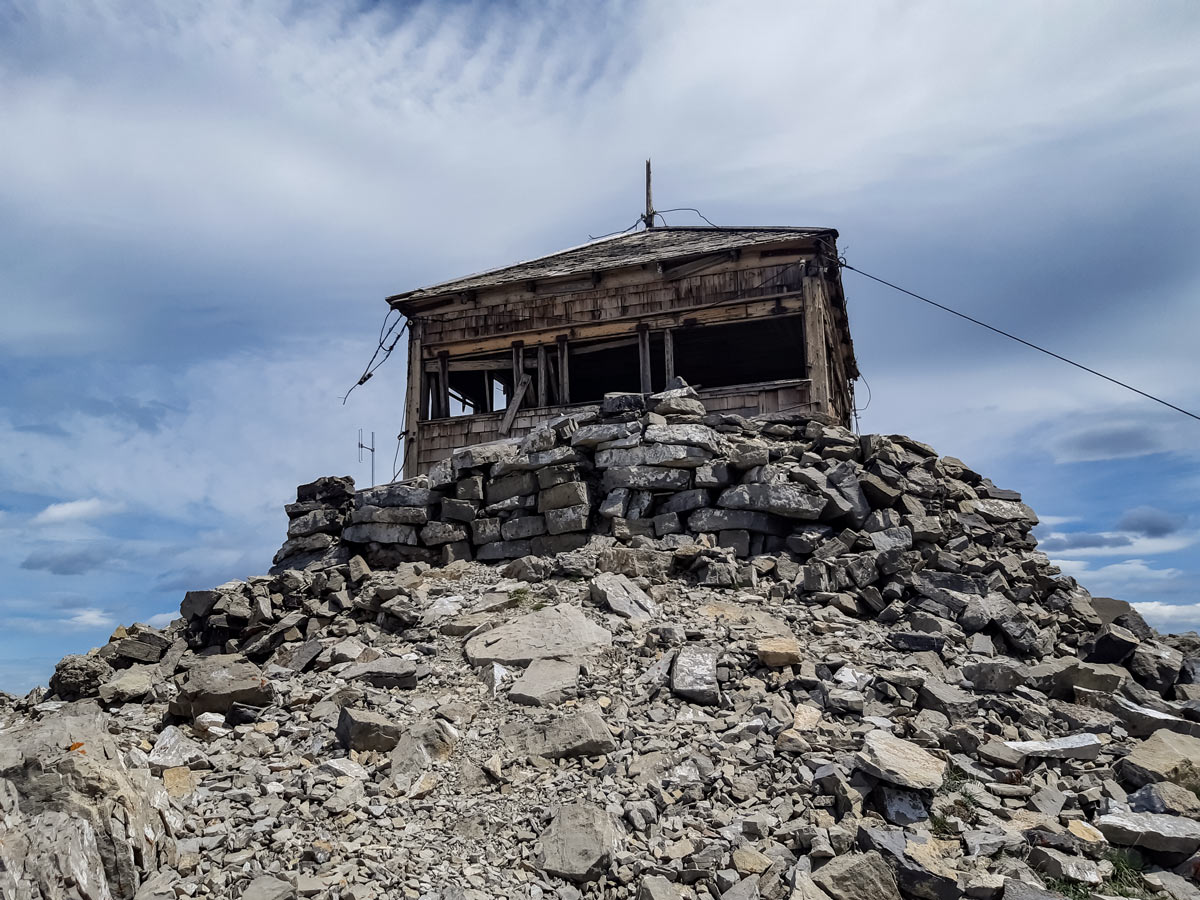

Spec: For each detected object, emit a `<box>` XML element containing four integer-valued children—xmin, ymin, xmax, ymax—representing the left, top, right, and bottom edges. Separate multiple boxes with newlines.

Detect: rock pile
<box><xmin>5</xmin><ymin>379</ymin><xmax>1200</xmax><ymax>900</ymax></box>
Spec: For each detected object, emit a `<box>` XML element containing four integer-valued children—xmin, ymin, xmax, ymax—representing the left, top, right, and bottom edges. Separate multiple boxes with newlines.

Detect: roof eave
<box><xmin>385</xmin><ymin>227</ymin><xmax>840</xmax><ymax>315</ymax></box>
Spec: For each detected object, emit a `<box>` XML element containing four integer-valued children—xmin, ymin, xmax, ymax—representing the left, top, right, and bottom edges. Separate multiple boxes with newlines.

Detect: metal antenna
<box><xmin>641</xmin><ymin>158</ymin><xmax>655</xmax><ymax>229</ymax></box>
<box><xmin>358</xmin><ymin>428</ymin><xmax>376</xmax><ymax>487</ymax></box>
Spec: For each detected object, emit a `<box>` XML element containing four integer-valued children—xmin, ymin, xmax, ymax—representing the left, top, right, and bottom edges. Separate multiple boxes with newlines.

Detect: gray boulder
<box><xmin>1096</xmin><ymin>810</ymin><xmax>1200</xmax><ymax>855</ymax></box>
<box><xmin>855</xmin><ymin>730</ymin><xmax>946</xmax><ymax>790</ymax></box>
<box><xmin>173</xmin><ymin>655</ymin><xmax>273</xmax><ymax>717</ymax></box>
<box><xmin>503</xmin><ymin>709</ymin><xmax>616</xmax><ymax>759</ymax></box>
<box><xmin>590</xmin><ymin>572</ymin><xmax>656</xmax><ymax>620</ymax></box>
<box><xmin>811</xmin><ymin>851</ymin><xmax>901</xmax><ymax>900</ymax></box>
<box><xmin>717</xmin><ymin>483</ymin><xmax>826</xmax><ymax>520</ymax></box>
<box><xmin>391</xmin><ymin>719</ymin><xmax>457</xmax><ymax>777</ymax></box>
<box><xmin>509</xmin><ymin>658</ymin><xmax>580</xmax><ymax>707</ymax></box>
<box><xmin>336</xmin><ymin>707</ymin><xmax>401</xmax><ymax>752</ymax></box>
<box><xmin>464</xmin><ymin>604</ymin><xmax>612</xmax><ymax>666</ymax></box>
<box><xmin>0</xmin><ymin>706</ymin><xmax>176</xmax><ymax>899</ymax></box>
<box><xmin>341</xmin><ymin>657</ymin><xmax>419</xmax><ymax>689</ymax></box>
<box><xmin>540</xmin><ymin>803</ymin><xmax>620</xmax><ymax>882</ymax></box>
<box><xmin>242</xmin><ymin>875</ymin><xmax>297</xmax><ymax>899</ymax></box>
<box><xmin>48</xmin><ymin>653</ymin><xmax>114</xmax><ymax>700</ymax></box>
<box><xmin>671</xmin><ymin>644</ymin><xmax>720</xmax><ymax>705</ymax></box>
<box><xmin>1128</xmin><ymin>640</ymin><xmax>1184</xmax><ymax>695</ymax></box>
<box><xmin>1116</xmin><ymin>730</ymin><xmax>1200</xmax><ymax>790</ymax></box>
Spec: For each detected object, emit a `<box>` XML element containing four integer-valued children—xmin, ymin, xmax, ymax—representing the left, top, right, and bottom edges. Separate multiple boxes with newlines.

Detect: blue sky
<box><xmin>2</xmin><ymin>0</ymin><xmax>1199</xmax><ymax>692</ymax></box>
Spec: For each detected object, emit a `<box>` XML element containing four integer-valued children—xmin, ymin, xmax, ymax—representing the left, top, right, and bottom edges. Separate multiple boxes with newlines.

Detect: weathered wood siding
<box><xmin>418</xmin><ymin>254</ymin><xmax>811</xmax><ymax>352</ymax></box>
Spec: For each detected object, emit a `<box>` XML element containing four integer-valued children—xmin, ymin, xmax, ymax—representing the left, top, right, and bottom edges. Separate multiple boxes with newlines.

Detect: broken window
<box><xmin>670</xmin><ymin>315</ymin><xmax>805</xmax><ymax>389</ymax></box>
<box><xmin>420</xmin><ymin>313</ymin><xmax>807</xmax><ymax>421</ymax></box>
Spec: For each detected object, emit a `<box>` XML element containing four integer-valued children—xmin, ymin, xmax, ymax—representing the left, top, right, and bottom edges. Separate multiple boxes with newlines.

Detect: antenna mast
<box><xmin>357</xmin><ymin>428</ymin><xmax>376</xmax><ymax>487</ymax></box>
<box><xmin>641</xmin><ymin>159</ymin><xmax>655</xmax><ymax>229</ymax></box>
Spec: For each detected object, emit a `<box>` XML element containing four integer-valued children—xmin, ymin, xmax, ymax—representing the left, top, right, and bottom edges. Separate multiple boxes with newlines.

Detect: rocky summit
<box><xmin>5</xmin><ymin>380</ymin><xmax>1200</xmax><ymax>900</ymax></box>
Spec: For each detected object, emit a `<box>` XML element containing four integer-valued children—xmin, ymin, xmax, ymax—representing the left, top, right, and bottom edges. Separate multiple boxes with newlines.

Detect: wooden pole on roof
<box><xmin>643</xmin><ymin>159</ymin><xmax>655</xmax><ymax>229</ymax></box>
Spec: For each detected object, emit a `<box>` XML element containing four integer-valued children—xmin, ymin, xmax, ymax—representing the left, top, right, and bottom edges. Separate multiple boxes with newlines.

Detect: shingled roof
<box><xmin>387</xmin><ymin>225</ymin><xmax>837</xmax><ymax>310</ymax></box>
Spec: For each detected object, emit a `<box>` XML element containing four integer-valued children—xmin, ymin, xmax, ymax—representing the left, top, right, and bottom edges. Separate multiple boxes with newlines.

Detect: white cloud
<box><xmin>63</xmin><ymin>608</ymin><xmax>116</xmax><ymax>630</ymax></box>
<box><xmin>1037</xmin><ymin>516</ymin><xmax>1079</xmax><ymax>528</ymax></box>
<box><xmin>146</xmin><ymin>612</ymin><xmax>177</xmax><ymax>628</ymax></box>
<box><xmin>1132</xmin><ymin>601</ymin><xmax>1200</xmax><ymax>631</ymax></box>
<box><xmin>1053</xmin><ymin>558</ymin><xmax>1185</xmax><ymax>599</ymax></box>
<box><xmin>860</xmin><ymin>363</ymin><xmax>1200</xmax><ymax>479</ymax></box>
<box><xmin>1038</xmin><ymin>531</ymin><xmax>1197</xmax><ymax>558</ymax></box>
<box><xmin>30</xmin><ymin>497</ymin><xmax>124</xmax><ymax>526</ymax></box>
<box><xmin>0</xmin><ymin>339</ymin><xmax>394</xmax><ymax>544</ymax></box>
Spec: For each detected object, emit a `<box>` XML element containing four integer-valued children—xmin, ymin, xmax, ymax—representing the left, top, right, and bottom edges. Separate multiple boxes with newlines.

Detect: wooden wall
<box><xmin>417</xmin><ymin>255</ymin><xmax>811</xmax><ymax>355</ymax></box>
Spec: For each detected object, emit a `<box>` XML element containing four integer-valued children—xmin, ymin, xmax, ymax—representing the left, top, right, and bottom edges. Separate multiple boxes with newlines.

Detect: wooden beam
<box><xmin>803</xmin><ymin>279</ymin><xmax>830</xmax><ymax>414</ymax></box>
<box><xmin>557</xmin><ymin>335</ymin><xmax>570</xmax><ymax>404</ymax></box>
<box><xmin>659</xmin><ymin>249</ymin><xmax>739</xmax><ymax>281</ymax></box>
<box><xmin>637</xmin><ymin>324</ymin><xmax>652</xmax><ymax>394</ymax></box>
<box><xmin>663</xmin><ymin>327</ymin><xmax>675</xmax><ymax>383</ymax></box>
<box><xmin>510</xmin><ymin>342</ymin><xmax>524</xmax><ymax>414</ymax></box>
<box><xmin>537</xmin><ymin>344</ymin><xmax>549</xmax><ymax>408</ymax></box>
<box><xmin>403</xmin><ymin>320</ymin><xmax>423</xmax><ymax>478</ymax></box>
<box><xmin>482</xmin><ymin>372</ymin><xmax>493</xmax><ymax>414</ymax></box>
<box><xmin>546</xmin><ymin>354</ymin><xmax>559</xmax><ymax>405</ymax></box>
<box><xmin>423</xmin><ymin>357</ymin><xmax>513</xmax><ymax>373</ymax></box>
<box><xmin>437</xmin><ymin>351</ymin><xmax>450</xmax><ymax>419</ymax></box>
<box><xmin>499</xmin><ymin>374</ymin><xmax>531</xmax><ymax>435</ymax></box>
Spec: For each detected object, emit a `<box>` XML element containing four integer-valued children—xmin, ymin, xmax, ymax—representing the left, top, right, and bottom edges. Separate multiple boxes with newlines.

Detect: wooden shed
<box><xmin>389</xmin><ymin>226</ymin><xmax>858</xmax><ymax>478</ymax></box>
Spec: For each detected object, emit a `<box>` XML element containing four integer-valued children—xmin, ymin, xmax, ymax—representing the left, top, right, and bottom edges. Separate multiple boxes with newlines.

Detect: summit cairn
<box><xmin>4</xmin><ymin>378</ymin><xmax>1200</xmax><ymax>900</ymax></box>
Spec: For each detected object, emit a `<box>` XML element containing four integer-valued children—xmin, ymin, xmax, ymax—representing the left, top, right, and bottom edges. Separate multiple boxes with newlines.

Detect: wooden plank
<box><xmin>637</xmin><ymin>324</ymin><xmax>652</xmax><ymax>394</ymax></box>
<box><xmin>482</xmin><ymin>372</ymin><xmax>493</xmax><ymax>414</ymax></box>
<box><xmin>424</xmin><ymin>357</ymin><xmax>512</xmax><ymax>373</ymax></box>
<box><xmin>557</xmin><ymin>335</ymin><xmax>570</xmax><ymax>404</ymax></box>
<box><xmin>659</xmin><ymin>249</ymin><xmax>739</xmax><ymax>281</ymax></box>
<box><xmin>537</xmin><ymin>345</ymin><xmax>548</xmax><ymax>407</ymax></box>
<box><xmin>437</xmin><ymin>351</ymin><xmax>450</xmax><ymax>419</ymax></box>
<box><xmin>570</xmin><ymin>336</ymin><xmax>639</xmax><ymax>355</ymax></box>
<box><xmin>499</xmin><ymin>374</ymin><xmax>531</xmax><ymax>435</ymax></box>
<box><xmin>546</xmin><ymin>354</ymin><xmax>559</xmax><ymax>405</ymax></box>
<box><xmin>511</xmin><ymin>342</ymin><xmax>524</xmax><ymax>414</ymax></box>
<box><xmin>403</xmin><ymin>320</ymin><xmax>423</xmax><ymax>478</ymax></box>
<box><xmin>802</xmin><ymin>278</ymin><xmax>830</xmax><ymax>414</ymax></box>
<box><xmin>663</xmin><ymin>328</ymin><xmax>675</xmax><ymax>382</ymax></box>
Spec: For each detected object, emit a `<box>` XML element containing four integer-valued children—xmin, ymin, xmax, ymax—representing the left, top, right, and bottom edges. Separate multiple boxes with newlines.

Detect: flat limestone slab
<box><xmin>464</xmin><ymin>604</ymin><xmax>612</xmax><ymax>666</ymax></box>
<box><xmin>509</xmin><ymin>658</ymin><xmax>580</xmax><ymax>707</ymax></box>
<box><xmin>856</xmin><ymin>729</ymin><xmax>946</xmax><ymax>791</ymax></box>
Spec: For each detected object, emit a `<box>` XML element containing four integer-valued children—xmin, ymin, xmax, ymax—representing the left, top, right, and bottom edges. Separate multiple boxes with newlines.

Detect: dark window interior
<box><xmin>672</xmin><ymin>316</ymin><xmax>805</xmax><ymax>389</ymax></box>
<box><xmin>424</xmin><ymin>313</ymin><xmax>806</xmax><ymax>420</ymax></box>
<box><xmin>569</xmin><ymin>337</ymin><xmax>665</xmax><ymax>400</ymax></box>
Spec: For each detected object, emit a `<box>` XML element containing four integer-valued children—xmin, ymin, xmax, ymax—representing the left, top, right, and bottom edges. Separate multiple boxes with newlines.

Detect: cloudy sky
<box><xmin>2</xmin><ymin>0</ymin><xmax>1199</xmax><ymax>692</ymax></box>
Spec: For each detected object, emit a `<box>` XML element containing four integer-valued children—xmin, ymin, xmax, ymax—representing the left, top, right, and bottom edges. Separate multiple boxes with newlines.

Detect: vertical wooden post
<box><xmin>663</xmin><ymin>327</ymin><xmax>675</xmax><ymax>383</ymax></box>
<box><xmin>643</xmin><ymin>159</ymin><xmax>655</xmax><ymax>229</ymax></box>
<box><xmin>557</xmin><ymin>336</ymin><xmax>570</xmax><ymax>404</ymax></box>
<box><xmin>637</xmin><ymin>324</ymin><xmax>652</xmax><ymax>394</ymax></box>
<box><xmin>437</xmin><ymin>351</ymin><xmax>450</xmax><ymax>419</ymax></box>
<box><xmin>482</xmin><ymin>372</ymin><xmax>493</xmax><ymax>414</ymax></box>
<box><xmin>803</xmin><ymin>277</ymin><xmax>830</xmax><ymax>414</ymax></box>
<box><xmin>536</xmin><ymin>345</ymin><xmax>549</xmax><ymax>408</ymax></box>
<box><xmin>403</xmin><ymin>320</ymin><xmax>423</xmax><ymax>478</ymax></box>
<box><xmin>510</xmin><ymin>341</ymin><xmax>524</xmax><ymax>411</ymax></box>
<box><xmin>547</xmin><ymin>356</ymin><xmax>559</xmax><ymax>405</ymax></box>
